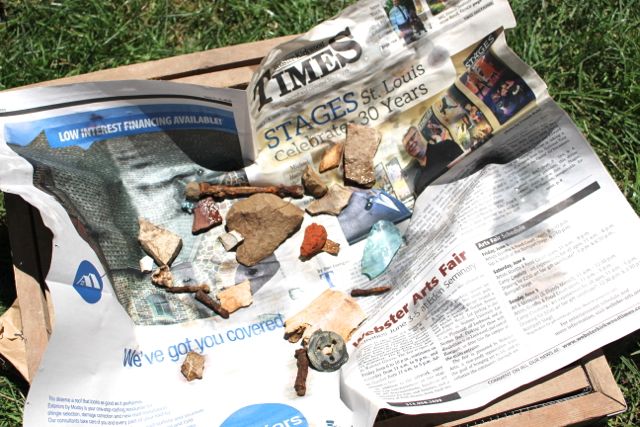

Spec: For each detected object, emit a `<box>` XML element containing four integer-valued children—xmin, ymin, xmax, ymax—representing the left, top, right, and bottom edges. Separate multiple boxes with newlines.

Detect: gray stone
<box><xmin>218</xmin><ymin>230</ymin><xmax>244</xmax><ymax>251</ymax></box>
<box><xmin>226</xmin><ymin>194</ymin><xmax>304</xmax><ymax>266</ymax></box>
<box><xmin>343</xmin><ymin>123</ymin><xmax>381</xmax><ymax>187</ymax></box>
<box><xmin>302</xmin><ymin>164</ymin><xmax>328</xmax><ymax>198</ymax></box>
<box><xmin>306</xmin><ymin>185</ymin><xmax>353</xmax><ymax>216</ymax></box>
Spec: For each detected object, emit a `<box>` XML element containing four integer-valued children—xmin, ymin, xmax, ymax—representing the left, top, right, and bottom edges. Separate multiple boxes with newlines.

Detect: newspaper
<box><xmin>0</xmin><ymin>0</ymin><xmax>639</xmax><ymax>426</ymax></box>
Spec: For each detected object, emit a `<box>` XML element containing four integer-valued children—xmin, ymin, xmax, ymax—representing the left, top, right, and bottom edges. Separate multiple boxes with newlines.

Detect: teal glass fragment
<box><xmin>361</xmin><ymin>220</ymin><xmax>402</xmax><ymax>279</ymax></box>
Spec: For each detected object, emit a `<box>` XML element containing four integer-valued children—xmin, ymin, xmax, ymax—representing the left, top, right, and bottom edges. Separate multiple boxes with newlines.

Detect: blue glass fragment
<box><xmin>181</xmin><ymin>200</ymin><xmax>196</xmax><ymax>214</ymax></box>
<box><xmin>361</xmin><ymin>220</ymin><xmax>402</xmax><ymax>279</ymax></box>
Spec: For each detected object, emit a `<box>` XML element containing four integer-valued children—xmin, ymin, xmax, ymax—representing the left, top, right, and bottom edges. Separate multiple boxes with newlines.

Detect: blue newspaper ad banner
<box><xmin>4</xmin><ymin>104</ymin><xmax>237</xmax><ymax>149</ymax></box>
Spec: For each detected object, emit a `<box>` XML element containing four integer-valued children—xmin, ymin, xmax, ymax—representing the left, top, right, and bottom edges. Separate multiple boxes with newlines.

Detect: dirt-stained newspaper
<box><xmin>0</xmin><ymin>0</ymin><xmax>639</xmax><ymax>426</ymax></box>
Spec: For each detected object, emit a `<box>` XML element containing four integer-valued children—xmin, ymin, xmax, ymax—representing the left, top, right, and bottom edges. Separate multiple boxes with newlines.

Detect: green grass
<box><xmin>0</xmin><ymin>0</ymin><xmax>639</xmax><ymax>426</ymax></box>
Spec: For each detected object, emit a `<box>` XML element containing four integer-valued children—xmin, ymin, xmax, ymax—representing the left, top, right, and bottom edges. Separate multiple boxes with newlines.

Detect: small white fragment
<box><xmin>139</xmin><ymin>256</ymin><xmax>155</xmax><ymax>273</ymax></box>
<box><xmin>218</xmin><ymin>230</ymin><xmax>244</xmax><ymax>251</ymax></box>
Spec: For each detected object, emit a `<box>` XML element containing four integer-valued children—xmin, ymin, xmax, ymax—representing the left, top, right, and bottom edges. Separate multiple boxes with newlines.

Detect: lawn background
<box><xmin>0</xmin><ymin>0</ymin><xmax>638</xmax><ymax>425</ymax></box>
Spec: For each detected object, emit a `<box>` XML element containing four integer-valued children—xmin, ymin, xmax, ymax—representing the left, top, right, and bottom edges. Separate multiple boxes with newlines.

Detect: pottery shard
<box><xmin>226</xmin><ymin>193</ymin><xmax>304</xmax><ymax>267</ymax></box>
<box><xmin>319</xmin><ymin>142</ymin><xmax>344</xmax><ymax>173</ymax></box>
<box><xmin>302</xmin><ymin>165</ymin><xmax>328</xmax><ymax>198</ymax></box>
<box><xmin>192</xmin><ymin>197</ymin><xmax>223</xmax><ymax>234</ymax></box>
<box><xmin>218</xmin><ymin>280</ymin><xmax>253</xmax><ymax>314</ymax></box>
<box><xmin>138</xmin><ymin>218</ymin><xmax>182</xmax><ymax>266</ymax></box>
<box><xmin>300</xmin><ymin>223</ymin><xmax>327</xmax><ymax>259</ymax></box>
<box><xmin>284</xmin><ymin>289</ymin><xmax>366</xmax><ymax>345</ymax></box>
<box><xmin>181</xmin><ymin>351</ymin><xmax>205</xmax><ymax>381</ymax></box>
<box><xmin>218</xmin><ymin>230</ymin><xmax>244</xmax><ymax>251</ymax></box>
<box><xmin>306</xmin><ymin>185</ymin><xmax>353</xmax><ymax>216</ymax></box>
<box><xmin>343</xmin><ymin>123</ymin><xmax>381</xmax><ymax>187</ymax></box>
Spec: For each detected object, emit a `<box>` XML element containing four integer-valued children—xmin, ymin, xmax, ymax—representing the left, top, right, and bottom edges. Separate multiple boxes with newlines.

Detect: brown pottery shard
<box><xmin>284</xmin><ymin>289</ymin><xmax>366</xmax><ymax>344</ymax></box>
<box><xmin>319</xmin><ymin>142</ymin><xmax>344</xmax><ymax>173</ymax></box>
<box><xmin>181</xmin><ymin>351</ymin><xmax>205</xmax><ymax>381</ymax></box>
<box><xmin>138</xmin><ymin>218</ymin><xmax>182</xmax><ymax>266</ymax></box>
<box><xmin>218</xmin><ymin>280</ymin><xmax>253</xmax><ymax>314</ymax></box>
<box><xmin>192</xmin><ymin>197</ymin><xmax>223</xmax><ymax>234</ymax></box>
<box><xmin>343</xmin><ymin>123</ymin><xmax>381</xmax><ymax>187</ymax></box>
<box><xmin>306</xmin><ymin>185</ymin><xmax>352</xmax><ymax>216</ymax></box>
<box><xmin>185</xmin><ymin>182</ymin><xmax>304</xmax><ymax>200</ymax></box>
<box><xmin>226</xmin><ymin>193</ymin><xmax>304</xmax><ymax>267</ymax></box>
<box><xmin>302</xmin><ymin>164</ymin><xmax>328</xmax><ymax>198</ymax></box>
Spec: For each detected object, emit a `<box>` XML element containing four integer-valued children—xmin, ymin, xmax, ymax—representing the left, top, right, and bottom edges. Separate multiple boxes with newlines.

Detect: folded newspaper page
<box><xmin>0</xmin><ymin>0</ymin><xmax>638</xmax><ymax>426</ymax></box>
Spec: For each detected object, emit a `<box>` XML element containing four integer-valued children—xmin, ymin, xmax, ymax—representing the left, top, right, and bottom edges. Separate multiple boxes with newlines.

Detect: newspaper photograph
<box><xmin>0</xmin><ymin>0</ymin><xmax>638</xmax><ymax>426</ymax></box>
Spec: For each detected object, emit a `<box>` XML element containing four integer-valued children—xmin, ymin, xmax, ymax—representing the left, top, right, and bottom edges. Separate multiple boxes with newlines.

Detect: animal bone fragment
<box><xmin>138</xmin><ymin>218</ymin><xmax>182</xmax><ymax>266</ymax></box>
<box><xmin>217</xmin><ymin>280</ymin><xmax>253</xmax><ymax>314</ymax></box>
<box><xmin>151</xmin><ymin>265</ymin><xmax>173</xmax><ymax>288</ymax></box>
<box><xmin>284</xmin><ymin>289</ymin><xmax>366</xmax><ymax>345</ymax></box>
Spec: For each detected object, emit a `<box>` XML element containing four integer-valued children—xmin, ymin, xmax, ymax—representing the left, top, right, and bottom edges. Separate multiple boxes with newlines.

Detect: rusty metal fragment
<box><xmin>185</xmin><ymin>182</ymin><xmax>304</xmax><ymax>200</ymax></box>
<box><xmin>181</xmin><ymin>351</ymin><xmax>205</xmax><ymax>381</ymax></box>
<box><xmin>138</xmin><ymin>218</ymin><xmax>182</xmax><ymax>266</ymax></box>
<box><xmin>294</xmin><ymin>348</ymin><xmax>309</xmax><ymax>396</ymax></box>
<box><xmin>195</xmin><ymin>290</ymin><xmax>229</xmax><ymax>319</ymax></box>
<box><xmin>350</xmin><ymin>286</ymin><xmax>391</xmax><ymax>297</ymax></box>
<box><xmin>166</xmin><ymin>284</ymin><xmax>210</xmax><ymax>293</ymax></box>
<box><xmin>218</xmin><ymin>280</ymin><xmax>253</xmax><ymax>314</ymax></box>
<box><xmin>343</xmin><ymin>123</ymin><xmax>381</xmax><ymax>187</ymax></box>
<box><xmin>284</xmin><ymin>289</ymin><xmax>366</xmax><ymax>345</ymax></box>
<box><xmin>319</xmin><ymin>142</ymin><xmax>344</xmax><ymax>173</ymax></box>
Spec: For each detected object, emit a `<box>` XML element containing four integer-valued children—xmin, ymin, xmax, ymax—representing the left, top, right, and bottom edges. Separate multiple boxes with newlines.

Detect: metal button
<box><xmin>307</xmin><ymin>330</ymin><xmax>349</xmax><ymax>372</ymax></box>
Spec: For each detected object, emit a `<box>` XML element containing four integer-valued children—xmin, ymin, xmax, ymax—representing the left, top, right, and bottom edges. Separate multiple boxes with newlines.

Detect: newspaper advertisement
<box><xmin>0</xmin><ymin>0</ymin><xmax>639</xmax><ymax>426</ymax></box>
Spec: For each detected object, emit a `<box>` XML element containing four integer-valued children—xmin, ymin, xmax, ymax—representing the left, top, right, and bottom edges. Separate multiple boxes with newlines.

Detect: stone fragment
<box><xmin>181</xmin><ymin>351</ymin><xmax>205</xmax><ymax>381</ymax></box>
<box><xmin>300</xmin><ymin>223</ymin><xmax>327</xmax><ymax>259</ymax></box>
<box><xmin>218</xmin><ymin>230</ymin><xmax>244</xmax><ymax>251</ymax></box>
<box><xmin>192</xmin><ymin>197</ymin><xmax>222</xmax><ymax>234</ymax></box>
<box><xmin>343</xmin><ymin>123</ymin><xmax>381</xmax><ymax>187</ymax></box>
<box><xmin>217</xmin><ymin>280</ymin><xmax>253</xmax><ymax>314</ymax></box>
<box><xmin>138</xmin><ymin>218</ymin><xmax>182</xmax><ymax>266</ymax></box>
<box><xmin>151</xmin><ymin>265</ymin><xmax>173</xmax><ymax>288</ymax></box>
<box><xmin>361</xmin><ymin>220</ymin><xmax>402</xmax><ymax>279</ymax></box>
<box><xmin>186</xmin><ymin>182</ymin><xmax>304</xmax><ymax>200</ymax></box>
<box><xmin>302</xmin><ymin>165</ymin><xmax>328</xmax><ymax>198</ymax></box>
<box><xmin>284</xmin><ymin>289</ymin><xmax>366</xmax><ymax>345</ymax></box>
<box><xmin>322</xmin><ymin>239</ymin><xmax>340</xmax><ymax>256</ymax></box>
<box><xmin>226</xmin><ymin>193</ymin><xmax>304</xmax><ymax>267</ymax></box>
<box><xmin>306</xmin><ymin>185</ymin><xmax>352</xmax><ymax>216</ymax></box>
<box><xmin>319</xmin><ymin>142</ymin><xmax>344</xmax><ymax>173</ymax></box>
<box><xmin>139</xmin><ymin>256</ymin><xmax>154</xmax><ymax>273</ymax></box>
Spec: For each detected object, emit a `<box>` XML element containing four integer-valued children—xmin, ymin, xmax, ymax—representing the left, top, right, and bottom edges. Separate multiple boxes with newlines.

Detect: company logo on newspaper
<box><xmin>253</xmin><ymin>27</ymin><xmax>363</xmax><ymax>111</ymax></box>
<box><xmin>72</xmin><ymin>260</ymin><xmax>103</xmax><ymax>304</ymax></box>
<box><xmin>220</xmin><ymin>403</ymin><xmax>308</xmax><ymax>427</ymax></box>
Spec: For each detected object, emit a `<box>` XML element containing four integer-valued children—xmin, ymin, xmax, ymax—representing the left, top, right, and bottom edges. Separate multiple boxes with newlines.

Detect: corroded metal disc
<box><xmin>307</xmin><ymin>330</ymin><xmax>349</xmax><ymax>372</ymax></box>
